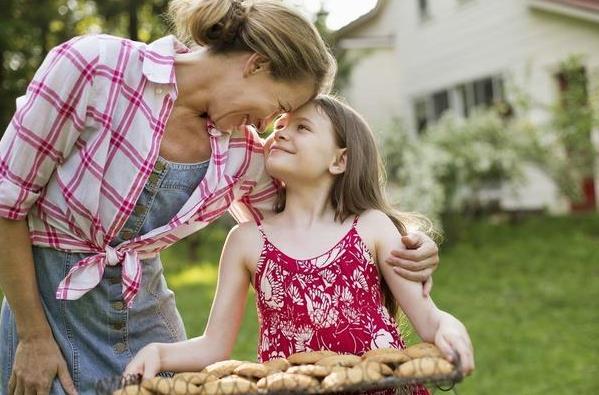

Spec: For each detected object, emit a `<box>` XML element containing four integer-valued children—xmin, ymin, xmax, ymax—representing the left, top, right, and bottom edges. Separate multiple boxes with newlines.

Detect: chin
<box><xmin>265</xmin><ymin>158</ymin><xmax>292</xmax><ymax>181</ymax></box>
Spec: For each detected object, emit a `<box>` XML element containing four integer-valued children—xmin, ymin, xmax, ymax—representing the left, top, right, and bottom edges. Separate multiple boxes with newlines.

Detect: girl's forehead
<box><xmin>277</xmin><ymin>102</ymin><xmax>324</xmax><ymax>123</ymax></box>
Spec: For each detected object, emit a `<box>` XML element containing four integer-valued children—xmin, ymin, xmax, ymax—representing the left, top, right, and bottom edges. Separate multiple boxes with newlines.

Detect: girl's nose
<box><xmin>274</xmin><ymin>127</ymin><xmax>289</xmax><ymax>141</ymax></box>
<box><xmin>274</xmin><ymin>125</ymin><xmax>288</xmax><ymax>140</ymax></box>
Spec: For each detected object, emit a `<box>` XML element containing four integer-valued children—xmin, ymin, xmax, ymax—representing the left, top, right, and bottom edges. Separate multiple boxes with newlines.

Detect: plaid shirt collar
<box><xmin>142</xmin><ymin>35</ymin><xmax>187</xmax><ymax>85</ymax></box>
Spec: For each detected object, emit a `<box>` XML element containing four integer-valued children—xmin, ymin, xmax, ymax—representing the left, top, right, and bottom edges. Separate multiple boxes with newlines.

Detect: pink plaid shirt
<box><xmin>0</xmin><ymin>34</ymin><xmax>278</xmax><ymax>306</ymax></box>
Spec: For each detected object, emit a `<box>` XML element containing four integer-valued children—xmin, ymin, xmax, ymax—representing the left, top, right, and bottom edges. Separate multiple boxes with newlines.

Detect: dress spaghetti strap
<box><xmin>255</xmin><ymin>218</ymin><xmax>267</xmax><ymax>240</ymax></box>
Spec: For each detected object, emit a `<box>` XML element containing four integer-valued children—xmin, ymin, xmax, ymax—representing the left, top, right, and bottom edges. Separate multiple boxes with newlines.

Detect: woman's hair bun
<box><xmin>168</xmin><ymin>0</ymin><xmax>248</xmax><ymax>48</ymax></box>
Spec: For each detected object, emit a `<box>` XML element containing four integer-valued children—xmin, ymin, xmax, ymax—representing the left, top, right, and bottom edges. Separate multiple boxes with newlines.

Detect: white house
<box><xmin>334</xmin><ymin>0</ymin><xmax>599</xmax><ymax>213</ymax></box>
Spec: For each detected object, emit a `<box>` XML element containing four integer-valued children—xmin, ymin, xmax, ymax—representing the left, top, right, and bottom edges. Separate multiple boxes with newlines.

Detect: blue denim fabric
<box><xmin>0</xmin><ymin>156</ymin><xmax>209</xmax><ymax>394</ymax></box>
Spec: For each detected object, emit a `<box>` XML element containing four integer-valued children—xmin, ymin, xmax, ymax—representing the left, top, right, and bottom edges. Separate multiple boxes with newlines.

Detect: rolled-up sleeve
<box><xmin>0</xmin><ymin>35</ymin><xmax>98</xmax><ymax>220</ymax></box>
<box><xmin>229</xmin><ymin>168</ymin><xmax>280</xmax><ymax>223</ymax></box>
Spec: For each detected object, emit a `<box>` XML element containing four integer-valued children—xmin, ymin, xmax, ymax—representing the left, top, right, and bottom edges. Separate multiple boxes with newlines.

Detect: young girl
<box><xmin>124</xmin><ymin>96</ymin><xmax>475</xmax><ymax>391</ymax></box>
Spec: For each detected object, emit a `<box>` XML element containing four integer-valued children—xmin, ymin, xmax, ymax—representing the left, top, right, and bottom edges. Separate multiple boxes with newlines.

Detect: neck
<box><xmin>173</xmin><ymin>50</ymin><xmax>240</xmax><ymax>113</ymax></box>
<box><xmin>279</xmin><ymin>177</ymin><xmax>337</xmax><ymax>228</ymax></box>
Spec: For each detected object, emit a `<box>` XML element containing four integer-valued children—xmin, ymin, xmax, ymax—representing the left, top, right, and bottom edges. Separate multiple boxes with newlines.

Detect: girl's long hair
<box><xmin>275</xmin><ymin>95</ymin><xmax>437</xmax><ymax>318</ymax></box>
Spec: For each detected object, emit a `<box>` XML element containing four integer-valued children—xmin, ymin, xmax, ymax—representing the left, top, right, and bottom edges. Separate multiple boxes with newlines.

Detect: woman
<box><xmin>0</xmin><ymin>1</ymin><xmax>440</xmax><ymax>394</ymax></box>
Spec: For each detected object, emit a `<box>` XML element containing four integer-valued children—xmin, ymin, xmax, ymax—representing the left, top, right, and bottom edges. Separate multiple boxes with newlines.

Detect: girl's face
<box><xmin>265</xmin><ymin>102</ymin><xmax>346</xmax><ymax>182</ymax></box>
<box><xmin>208</xmin><ymin>55</ymin><xmax>315</xmax><ymax>133</ymax></box>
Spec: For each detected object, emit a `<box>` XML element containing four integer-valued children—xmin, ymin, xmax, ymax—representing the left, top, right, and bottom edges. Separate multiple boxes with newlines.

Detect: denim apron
<box><xmin>0</xmin><ymin>156</ymin><xmax>209</xmax><ymax>394</ymax></box>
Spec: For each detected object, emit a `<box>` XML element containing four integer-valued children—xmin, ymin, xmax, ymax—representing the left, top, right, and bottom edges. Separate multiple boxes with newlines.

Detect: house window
<box><xmin>432</xmin><ymin>90</ymin><xmax>450</xmax><ymax>120</ymax></box>
<box><xmin>415</xmin><ymin>98</ymin><xmax>429</xmax><ymax>134</ymax></box>
<box><xmin>473</xmin><ymin>77</ymin><xmax>497</xmax><ymax>107</ymax></box>
<box><xmin>462</xmin><ymin>76</ymin><xmax>505</xmax><ymax>116</ymax></box>
<box><xmin>414</xmin><ymin>75</ymin><xmax>506</xmax><ymax>134</ymax></box>
<box><xmin>418</xmin><ymin>0</ymin><xmax>430</xmax><ymax>21</ymax></box>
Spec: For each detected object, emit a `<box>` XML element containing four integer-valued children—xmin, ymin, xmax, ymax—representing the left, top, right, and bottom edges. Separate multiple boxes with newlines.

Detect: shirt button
<box><xmin>112</xmin><ymin>301</ymin><xmax>124</xmax><ymax>311</ymax></box>
<box><xmin>113</xmin><ymin>342</ymin><xmax>127</xmax><ymax>353</ymax></box>
<box><xmin>133</xmin><ymin>205</ymin><xmax>146</xmax><ymax>216</ymax></box>
<box><xmin>112</xmin><ymin>321</ymin><xmax>125</xmax><ymax>331</ymax></box>
<box><xmin>154</xmin><ymin>160</ymin><xmax>167</xmax><ymax>172</ymax></box>
<box><xmin>155</xmin><ymin>87</ymin><xmax>165</xmax><ymax>95</ymax></box>
<box><xmin>108</xmin><ymin>277</ymin><xmax>120</xmax><ymax>285</ymax></box>
<box><xmin>121</xmin><ymin>230</ymin><xmax>134</xmax><ymax>240</ymax></box>
<box><xmin>148</xmin><ymin>173</ymin><xmax>160</xmax><ymax>185</ymax></box>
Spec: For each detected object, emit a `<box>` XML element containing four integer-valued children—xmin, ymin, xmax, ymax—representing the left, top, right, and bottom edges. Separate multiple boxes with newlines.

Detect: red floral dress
<box><xmin>253</xmin><ymin>217</ymin><xmax>429</xmax><ymax>395</ymax></box>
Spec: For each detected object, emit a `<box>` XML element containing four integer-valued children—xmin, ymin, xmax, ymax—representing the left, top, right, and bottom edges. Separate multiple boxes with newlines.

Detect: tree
<box><xmin>0</xmin><ymin>0</ymin><xmax>170</xmax><ymax>134</ymax></box>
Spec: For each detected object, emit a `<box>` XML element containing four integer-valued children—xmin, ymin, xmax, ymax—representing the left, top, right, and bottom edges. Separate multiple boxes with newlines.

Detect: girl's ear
<box><xmin>329</xmin><ymin>148</ymin><xmax>347</xmax><ymax>175</ymax></box>
<box><xmin>243</xmin><ymin>53</ymin><xmax>271</xmax><ymax>77</ymax></box>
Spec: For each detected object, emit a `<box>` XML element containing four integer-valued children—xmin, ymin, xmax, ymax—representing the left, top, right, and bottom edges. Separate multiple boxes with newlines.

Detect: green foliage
<box><xmin>381</xmin><ymin>110</ymin><xmax>527</xmax><ymax>225</ymax></box>
<box><xmin>505</xmin><ymin>55</ymin><xmax>598</xmax><ymax>202</ymax></box>
<box><xmin>0</xmin><ymin>0</ymin><xmax>170</xmax><ymax>133</ymax></box>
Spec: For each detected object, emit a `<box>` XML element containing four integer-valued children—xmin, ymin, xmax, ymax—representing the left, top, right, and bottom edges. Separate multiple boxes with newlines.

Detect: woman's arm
<box><xmin>228</xmin><ymin>129</ymin><xmax>279</xmax><ymax>224</ymax></box>
<box><xmin>0</xmin><ymin>218</ymin><xmax>77</xmax><ymax>395</ymax></box>
<box><xmin>124</xmin><ymin>224</ymin><xmax>255</xmax><ymax>378</ymax></box>
<box><xmin>386</xmin><ymin>231</ymin><xmax>439</xmax><ymax>296</ymax></box>
<box><xmin>0</xmin><ymin>35</ymin><xmax>99</xmax><ymax>395</ymax></box>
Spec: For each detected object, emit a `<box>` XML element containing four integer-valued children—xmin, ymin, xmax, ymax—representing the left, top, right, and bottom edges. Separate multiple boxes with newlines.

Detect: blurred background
<box><xmin>1</xmin><ymin>0</ymin><xmax>598</xmax><ymax>393</ymax></box>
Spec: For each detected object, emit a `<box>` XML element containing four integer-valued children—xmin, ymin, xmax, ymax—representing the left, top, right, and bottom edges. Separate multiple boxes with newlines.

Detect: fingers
<box><xmin>454</xmin><ymin>338</ymin><xmax>475</xmax><ymax>375</ymax></box>
<box><xmin>392</xmin><ymin>266</ymin><xmax>433</xmax><ymax>283</ymax></box>
<box><xmin>57</xmin><ymin>360</ymin><xmax>77</xmax><ymax>395</ymax></box>
<box><xmin>124</xmin><ymin>360</ymin><xmax>158</xmax><ymax>382</ymax></box>
<box><xmin>142</xmin><ymin>359</ymin><xmax>160</xmax><ymax>381</ymax></box>
<box><xmin>8</xmin><ymin>372</ymin><xmax>16</xmax><ymax>395</ymax></box>
<box><xmin>387</xmin><ymin>255</ymin><xmax>437</xmax><ymax>271</ymax></box>
<box><xmin>423</xmin><ymin>277</ymin><xmax>433</xmax><ymax>297</ymax></box>
<box><xmin>123</xmin><ymin>361</ymin><xmax>143</xmax><ymax>379</ymax></box>
<box><xmin>435</xmin><ymin>335</ymin><xmax>455</xmax><ymax>363</ymax></box>
<box><xmin>14</xmin><ymin>379</ymin><xmax>23</xmax><ymax>395</ymax></box>
<box><xmin>401</xmin><ymin>234</ymin><xmax>423</xmax><ymax>249</ymax></box>
<box><xmin>443</xmin><ymin>334</ymin><xmax>475</xmax><ymax>376</ymax></box>
<box><xmin>390</xmin><ymin>242</ymin><xmax>438</xmax><ymax>262</ymax></box>
<box><xmin>35</xmin><ymin>383</ymin><xmax>51</xmax><ymax>395</ymax></box>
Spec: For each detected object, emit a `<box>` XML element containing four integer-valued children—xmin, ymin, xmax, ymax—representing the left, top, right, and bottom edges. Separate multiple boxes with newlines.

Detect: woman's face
<box><xmin>265</xmin><ymin>102</ymin><xmax>345</xmax><ymax>183</ymax></box>
<box><xmin>208</xmin><ymin>55</ymin><xmax>315</xmax><ymax>133</ymax></box>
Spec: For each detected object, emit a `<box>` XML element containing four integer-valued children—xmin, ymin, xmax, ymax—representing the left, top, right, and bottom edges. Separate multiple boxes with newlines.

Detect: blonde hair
<box><xmin>168</xmin><ymin>0</ymin><xmax>336</xmax><ymax>93</ymax></box>
<box><xmin>275</xmin><ymin>95</ymin><xmax>437</xmax><ymax>317</ymax></box>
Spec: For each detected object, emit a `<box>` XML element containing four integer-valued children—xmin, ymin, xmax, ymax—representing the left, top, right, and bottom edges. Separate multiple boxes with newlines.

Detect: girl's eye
<box><xmin>298</xmin><ymin>124</ymin><xmax>310</xmax><ymax>131</ymax></box>
<box><xmin>275</xmin><ymin>123</ymin><xmax>285</xmax><ymax>130</ymax></box>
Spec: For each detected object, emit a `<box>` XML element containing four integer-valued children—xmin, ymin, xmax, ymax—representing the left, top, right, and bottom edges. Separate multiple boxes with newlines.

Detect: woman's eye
<box><xmin>298</xmin><ymin>124</ymin><xmax>309</xmax><ymax>131</ymax></box>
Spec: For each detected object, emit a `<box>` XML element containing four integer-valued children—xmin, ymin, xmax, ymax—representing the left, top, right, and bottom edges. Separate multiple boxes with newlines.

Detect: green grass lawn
<box><xmin>161</xmin><ymin>214</ymin><xmax>599</xmax><ymax>394</ymax></box>
<box><xmin>1</xmin><ymin>214</ymin><xmax>597</xmax><ymax>393</ymax></box>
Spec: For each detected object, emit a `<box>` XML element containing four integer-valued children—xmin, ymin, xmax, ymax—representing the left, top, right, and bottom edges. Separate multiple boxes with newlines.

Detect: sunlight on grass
<box><xmin>168</xmin><ymin>264</ymin><xmax>218</xmax><ymax>288</ymax></box>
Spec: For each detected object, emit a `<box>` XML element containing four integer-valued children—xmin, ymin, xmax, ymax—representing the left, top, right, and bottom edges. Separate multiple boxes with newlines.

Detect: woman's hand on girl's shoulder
<box><xmin>358</xmin><ymin>210</ymin><xmax>439</xmax><ymax>296</ymax></box>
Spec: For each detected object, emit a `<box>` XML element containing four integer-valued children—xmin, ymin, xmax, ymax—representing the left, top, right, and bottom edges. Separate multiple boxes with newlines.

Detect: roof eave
<box><xmin>529</xmin><ymin>0</ymin><xmax>599</xmax><ymax>24</ymax></box>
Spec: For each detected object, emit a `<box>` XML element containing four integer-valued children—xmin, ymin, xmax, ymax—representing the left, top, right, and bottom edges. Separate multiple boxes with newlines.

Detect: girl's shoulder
<box><xmin>226</xmin><ymin>221</ymin><xmax>265</xmax><ymax>267</ymax></box>
<box><xmin>356</xmin><ymin>210</ymin><xmax>401</xmax><ymax>257</ymax></box>
<box><xmin>357</xmin><ymin>209</ymin><xmax>398</xmax><ymax>234</ymax></box>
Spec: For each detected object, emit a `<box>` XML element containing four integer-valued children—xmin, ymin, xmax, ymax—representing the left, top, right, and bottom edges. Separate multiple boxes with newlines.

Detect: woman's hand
<box><xmin>8</xmin><ymin>335</ymin><xmax>77</xmax><ymax>395</ymax></box>
<box><xmin>434</xmin><ymin>313</ymin><xmax>475</xmax><ymax>376</ymax></box>
<box><xmin>123</xmin><ymin>343</ymin><xmax>163</xmax><ymax>380</ymax></box>
<box><xmin>386</xmin><ymin>231</ymin><xmax>439</xmax><ymax>296</ymax></box>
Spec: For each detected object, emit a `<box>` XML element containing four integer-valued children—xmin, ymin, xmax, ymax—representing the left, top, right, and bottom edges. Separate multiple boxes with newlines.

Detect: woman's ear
<box><xmin>243</xmin><ymin>53</ymin><xmax>271</xmax><ymax>77</ymax></box>
<box><xmin>329</xmin><ymin>148</ymin><xmax>347</xmax><ymax>175</ymax></box>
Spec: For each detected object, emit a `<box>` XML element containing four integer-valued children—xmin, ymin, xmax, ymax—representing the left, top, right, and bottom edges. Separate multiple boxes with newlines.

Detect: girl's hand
<box><xmin>386</xmin><ymin>231</ymin><xmax>439</xmax><ymax>296</ymax></box>
<box><xmin>123</xmin><ymin>343</ymin><xmax>162</xmax><ymax>380</ymax></box>
<box><xmin>434</xmin><ymin>314</ymin><xmax>475</xmax><ymax>376</ymax></box>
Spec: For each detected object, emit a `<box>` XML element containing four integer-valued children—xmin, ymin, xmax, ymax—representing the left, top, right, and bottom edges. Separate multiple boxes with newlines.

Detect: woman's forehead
<box><xmin>285</xmin><ymin>101</ymin><xmax>319</xmax><ymax>118</ymax></box>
